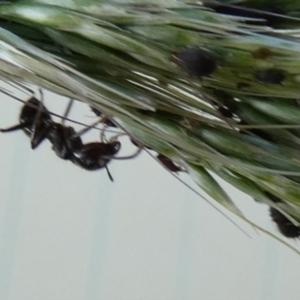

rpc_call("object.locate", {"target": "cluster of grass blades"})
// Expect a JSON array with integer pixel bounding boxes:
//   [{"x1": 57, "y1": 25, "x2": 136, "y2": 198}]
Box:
[{"x1": 1, "y1": 0, "x2": 300, "y2": 252}]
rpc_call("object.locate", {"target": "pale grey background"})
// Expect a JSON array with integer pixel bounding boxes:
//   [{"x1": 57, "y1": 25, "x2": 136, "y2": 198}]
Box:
[{"x1": 0, "y1": 87, "x2": 299, "y2": 300}]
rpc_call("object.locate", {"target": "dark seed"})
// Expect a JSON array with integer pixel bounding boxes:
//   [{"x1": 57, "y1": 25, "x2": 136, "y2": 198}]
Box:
[
  {"x1": 210, "y1": 5, "x2": 285, "y2": 27},
  {"x1": 212, "y1": 90, "x2": 238, "y2": 117},
  {"x1": 237, "y1": 82, "x2": 251, "y2": 89},
  {"x1": 218, "y1": 106, "x2": 233, "y2": 118},
  {"x1": 251, "y1": 47, "x2": 272, "y2": 59},
  {"x1": 265, "y1": 192, "x2": 281, "y2": 203},
  {"x1": 90, "y1": 107, "x2": 117, "y2": 128},
  {"x1": 174, "y1": 48, "x2": 217, "y2": 78},
  {"x1": 239, "y1": 121, "x2": 273, "y2": 141},
  {"x1": 130, "y1": 138, "x2": 152, "y2": 150},
  {"x1": 270, "y1": 207, "x2": 300, "y2": 238},
  {"x1": 90, "y1": 106, "x2": 102, "y2": 117},
  {"x1": 254, "y1": 69, "x2": 285, "y2": 84},
  {"x1": 157, "y1": 154, "x2": 182, "y2": 173},
  {"x1": 265, "y1": 192, "x2": 300, "y2": 238}
]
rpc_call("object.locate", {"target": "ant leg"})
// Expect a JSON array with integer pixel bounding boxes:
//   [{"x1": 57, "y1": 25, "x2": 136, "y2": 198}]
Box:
[
  {"x1": 61, "y1": 98, "x2": 73, "y2": 125},
  {"x1": 101, "y1": 142, "x2": 142, "y2": 160},
  {"x1": 70, "y1": 117, "x2": 113, "y2": 142},
  {"x1": 73, "y1": 119, "x2": 100, "y2": 138},
  {"x1": 110, "y1": 147, "x2": 143, "y2": 160},
  {"x1": 0, "y1": 122, "x2": 30, "y2": 132},
  {"x1": 105, "y1": 165, "x2": 114, "y2": 182},
  {"x1": 103, "y1": 134, "x2": 143, "y2": 160}
]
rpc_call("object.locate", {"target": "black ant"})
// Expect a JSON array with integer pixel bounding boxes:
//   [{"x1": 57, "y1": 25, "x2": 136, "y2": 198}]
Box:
[
  {"x1": 2, "y1": 92, "x2": 181, "y2": 179},
  {"x1": 0, "y1": 95, "x2": 129, "y2": 181}
]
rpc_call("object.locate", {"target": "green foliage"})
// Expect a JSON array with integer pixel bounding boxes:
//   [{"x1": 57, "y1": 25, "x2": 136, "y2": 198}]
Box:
[{"x1": 1, "y1": 0, "x2": 300, "y2": 244}]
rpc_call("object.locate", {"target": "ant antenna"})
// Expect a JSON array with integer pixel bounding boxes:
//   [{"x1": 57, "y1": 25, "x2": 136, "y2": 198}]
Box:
[{"x1": 73, "y1": 119, "x2": 101, "y2": 138}]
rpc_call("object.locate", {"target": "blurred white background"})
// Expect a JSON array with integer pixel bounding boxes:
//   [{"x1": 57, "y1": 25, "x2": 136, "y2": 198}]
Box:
[{"x1": 0, "y1": 86, "x2": 299, "y2": 300}]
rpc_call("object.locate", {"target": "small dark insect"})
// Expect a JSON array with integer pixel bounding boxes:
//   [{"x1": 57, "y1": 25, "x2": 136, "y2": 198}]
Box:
[
  {"x1": 254, "y1": 69, "x2": 285, "y2": 85},
  {"x1": 269, "y1": 207, "x2": 300, "y2": 238},
  {"x1": 218, "y1": 106, "x2": 234, "y2": 119},
  {"x1": 172, "y1": 48, "x2": 217, "y2": 78},
  {"x1": 0, "y1": 97, "x2": 123, "y2": 181},
  {"x1": 157, "y1": 154, "x2": 182, "y2": 173}
]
